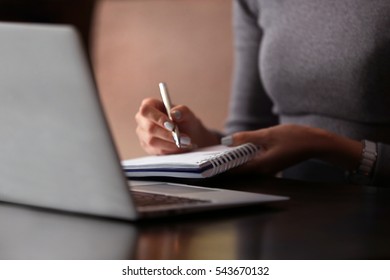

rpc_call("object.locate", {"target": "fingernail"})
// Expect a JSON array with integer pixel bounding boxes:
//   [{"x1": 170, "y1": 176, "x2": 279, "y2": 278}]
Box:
[
  {"x1": 221, "y1": 135, "x2": 233, "y2": 146},
  {"x1": 164, "y1": 121, "x2": 174, "y2": 131},
  {"x1": 172, "y1": 110, "x2": 182, "y2": 121},
  {"x1": 180, "y1": 136, "x2": 191, "y2": 146}
]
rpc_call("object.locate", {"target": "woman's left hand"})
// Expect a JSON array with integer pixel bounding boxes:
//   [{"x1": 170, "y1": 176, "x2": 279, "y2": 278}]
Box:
[{"x1": 225, "y1": 124, "x2": 362, "y2": 175}]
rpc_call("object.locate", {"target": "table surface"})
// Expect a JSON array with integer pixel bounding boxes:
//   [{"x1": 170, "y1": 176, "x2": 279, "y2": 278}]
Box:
[{"x1": 1, "y1": 175, "x2": 389, "y2": 260}]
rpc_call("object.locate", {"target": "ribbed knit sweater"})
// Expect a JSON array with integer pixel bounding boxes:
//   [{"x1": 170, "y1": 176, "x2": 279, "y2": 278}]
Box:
[{"x1": 226, "y1": 0, "x2": 390, "y2": 186}]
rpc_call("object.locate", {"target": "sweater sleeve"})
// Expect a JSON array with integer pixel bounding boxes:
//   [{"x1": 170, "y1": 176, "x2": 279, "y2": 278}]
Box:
[
  {"x1": 372, "y1": 143, "x2": 390, "y2": 187},
  {"x1": 225, "y1": 0, "x2": 278, "y2": 135}
]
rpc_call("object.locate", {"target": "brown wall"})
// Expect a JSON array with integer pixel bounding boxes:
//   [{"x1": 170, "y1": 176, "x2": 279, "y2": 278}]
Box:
[{"x1": 92, "y1": 0, "x2": 233, "y2": 159}]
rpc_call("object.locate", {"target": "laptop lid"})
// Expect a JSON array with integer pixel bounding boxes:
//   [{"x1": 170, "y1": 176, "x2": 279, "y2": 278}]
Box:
[{"x1": 0, "y1": 22, "x2": 138, "y2": 220}]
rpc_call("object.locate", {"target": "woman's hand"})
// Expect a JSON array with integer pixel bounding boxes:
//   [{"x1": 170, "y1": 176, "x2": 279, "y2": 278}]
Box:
[
  {"x1": 135, "y1": 98, "x2": 220, "y2": 155},
  {"x1": 225, "y1": 124, "x2": 362, "y2": 174}
]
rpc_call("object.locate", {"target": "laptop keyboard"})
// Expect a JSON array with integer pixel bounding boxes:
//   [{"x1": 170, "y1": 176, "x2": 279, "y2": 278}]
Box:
[{"x1": 131, "y1": 191, "x2": 210, "y2": 207}]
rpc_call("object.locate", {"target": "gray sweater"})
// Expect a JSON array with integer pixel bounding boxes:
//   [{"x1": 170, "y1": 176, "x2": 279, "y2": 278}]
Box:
[{"x1": 226, "y1": 0, "x2": 390, "y2": 186}]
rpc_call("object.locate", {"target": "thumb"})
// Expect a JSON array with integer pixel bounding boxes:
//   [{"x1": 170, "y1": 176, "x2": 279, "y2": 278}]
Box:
[
  {"x1": 221, "y1": 131, "x2": 256, "y2": 147},
  {"x1": 170, "y1": 105, "x2": 197, "y2": 125}
]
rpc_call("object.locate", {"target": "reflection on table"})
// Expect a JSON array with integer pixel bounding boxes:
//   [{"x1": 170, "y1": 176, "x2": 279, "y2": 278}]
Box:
[{"x1": 1, "y1": 175, "x2": 390, "y2": 259}]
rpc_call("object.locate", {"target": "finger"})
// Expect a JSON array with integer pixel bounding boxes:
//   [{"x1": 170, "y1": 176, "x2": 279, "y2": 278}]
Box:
[
  {"x1": 221, "y1": 131, "x2": 266, "y2": 147},
  {"x1": 136, "y1": 120, "x2": 177, "y2": 143},
  {"x1": 170, "y1": 105, "x2": 196, "y2": 124},
  {"x1": 136, "y1": 122, "x2": 179, "y2": 155},
  {"x1": 137, "y1": 98, "x2": 170, "y2": 127},
  {"x1": 139, "y1": 133, "x2": 195, "y2": 155},
  {"x1": 139, "y1": 135, "x2": 181, "y2": 155},
  {"x1": 140, "y1": 97, "x2": 166, "y2": 112},
  {"x1": 136, "y1": 122, "x2": 194, "y2": 150},
  {"x1": 136, "y1": 107, "x2": 184, "y2": 147}
]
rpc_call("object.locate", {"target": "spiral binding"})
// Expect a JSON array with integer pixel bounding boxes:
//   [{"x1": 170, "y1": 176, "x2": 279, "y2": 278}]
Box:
[{"x1": 200, "y1": 143, "x2": 259, "y2": 177}]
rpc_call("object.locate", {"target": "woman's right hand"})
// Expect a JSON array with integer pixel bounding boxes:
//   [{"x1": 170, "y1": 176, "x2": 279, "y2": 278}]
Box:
[{"x1": 135, "y1": 98, "x2": 220, "y2": 155}]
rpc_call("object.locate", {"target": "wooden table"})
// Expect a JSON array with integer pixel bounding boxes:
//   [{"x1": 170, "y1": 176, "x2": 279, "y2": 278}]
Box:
[{"x1": 1, "y1": 175, "x2": 389, "y2": 259}]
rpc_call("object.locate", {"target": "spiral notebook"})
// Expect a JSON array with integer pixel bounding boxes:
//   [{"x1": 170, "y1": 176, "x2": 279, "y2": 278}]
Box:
[{"x1": 122, "y1": 143, "x2": 259, "y2": 179}]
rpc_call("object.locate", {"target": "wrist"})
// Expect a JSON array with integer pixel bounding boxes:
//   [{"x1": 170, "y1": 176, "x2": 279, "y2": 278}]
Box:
[
  {"x1": 195, "y1": 126, "x2": 221, "y2": 148},
  {"x1": 311, "y1": 128, "x2": 362, "y2": 170}
]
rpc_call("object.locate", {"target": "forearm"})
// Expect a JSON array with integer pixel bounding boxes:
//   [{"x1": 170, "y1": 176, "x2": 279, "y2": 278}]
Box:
[{"x1": 310, "y1": 128, "x2": 362, "y2": 171}]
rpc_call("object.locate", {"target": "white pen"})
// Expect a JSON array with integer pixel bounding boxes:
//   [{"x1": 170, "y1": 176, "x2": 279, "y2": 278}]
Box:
[{"x1": 159, "y1": 82, "x2": 181, "y2": 148}]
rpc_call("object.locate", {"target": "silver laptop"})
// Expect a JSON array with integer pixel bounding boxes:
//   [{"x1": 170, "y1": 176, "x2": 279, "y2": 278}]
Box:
[{"x1": 0, "y1": 22, "x2": 287, "y2": 221}]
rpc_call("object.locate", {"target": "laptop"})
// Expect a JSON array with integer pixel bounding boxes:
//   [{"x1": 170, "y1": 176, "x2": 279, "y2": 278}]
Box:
[{"x1": 0, "y1": 22, "x2": 287, "y2": 221}]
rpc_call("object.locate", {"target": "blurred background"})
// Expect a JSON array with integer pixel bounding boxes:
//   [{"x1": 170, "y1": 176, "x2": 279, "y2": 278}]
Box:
[{"x1": 0, "y1": 0, "x2": 233, "y2": 159}]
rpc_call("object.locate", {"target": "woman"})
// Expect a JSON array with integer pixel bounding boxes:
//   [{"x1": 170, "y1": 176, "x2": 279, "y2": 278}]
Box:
[{"x1": 135, "y1": 0, "x2": 390, "y2": 186}]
